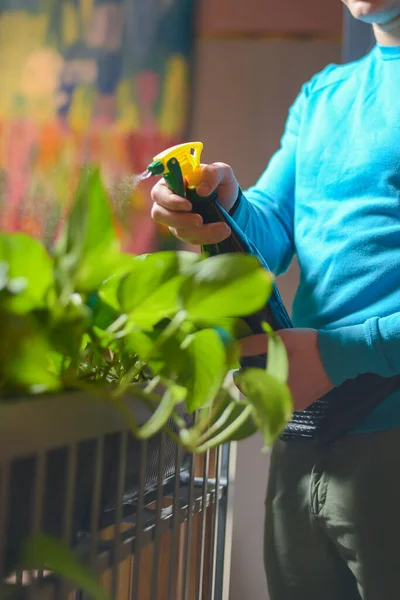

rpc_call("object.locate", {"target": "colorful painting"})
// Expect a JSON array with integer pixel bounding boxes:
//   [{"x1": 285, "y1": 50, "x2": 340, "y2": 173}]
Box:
[{"x1": 0, "y1": 0, "x2": 195, "y2": 251}]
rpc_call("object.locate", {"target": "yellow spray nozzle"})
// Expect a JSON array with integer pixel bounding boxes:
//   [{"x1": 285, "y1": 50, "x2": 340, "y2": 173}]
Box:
[{"x1": 149, "y1": 142, "x2": 204, "y2": 187}]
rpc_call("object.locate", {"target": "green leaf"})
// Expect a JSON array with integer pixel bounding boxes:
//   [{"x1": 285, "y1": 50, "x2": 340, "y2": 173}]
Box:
[
  {"x1": 22, "y1": 534, "x2": 111, "y2": 600},
  {"x1": 127, "y1": 326, "x2": 227, "y2": 413},
  {"x1": 54, "y1": 167, "x2": 121, "y2": 293},
  {"x1": 50, "y1": 308, "x2": 90, "y2": 359},
  {"x1": 126, "y1": 328, "x2": 155, "y2": 358},
  {"x1": 0, "y1": 311, "x2": 60, "y2": 394},
  {"x1": 0, "y1": 233, "x2": 54, "y2": 313},
  {"x1": 235, "y1": 368, "x2": 292, "y2": 448},
  {"x1": 180, "y1": 254, "x2": 273, "y2": 322},
  {"x1": 98, "y1": 276, "x2": 120, "y2": 311},
  {"x1": 90, "y1": 294, "x2": 120, "y2": 331},
  {"x1": 128, "y1": 276, "x2": 184, "y2": 328},
  {"x1": 262, "y1": 323, "x2": 289, "y2": 383},
  {"x1": 118, "y1": 251, "x2": 199, "y2": 328},
  {"x1": 211, "y1": 394, "x2": 258, "y2": 441},
  {"x1": 180, "y1": 329, "x2": 227, "y2": 412},
  {"x1": 98, "y1": 253, "x2": 138, "y2": 310}
]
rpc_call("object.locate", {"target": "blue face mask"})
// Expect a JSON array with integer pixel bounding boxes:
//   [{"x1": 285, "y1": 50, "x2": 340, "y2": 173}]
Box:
[{"x1": 357, "y1": 4, "x2": 400, "y2": 25}]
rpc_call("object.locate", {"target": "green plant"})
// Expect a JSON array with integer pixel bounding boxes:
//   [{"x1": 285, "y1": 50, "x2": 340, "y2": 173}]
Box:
[
  {"x1": 1, "y1": 167, "x2": 293, "y2": 598},
  {"x1": 0, "y1": 167, "x2": 292, "y2": 451}
]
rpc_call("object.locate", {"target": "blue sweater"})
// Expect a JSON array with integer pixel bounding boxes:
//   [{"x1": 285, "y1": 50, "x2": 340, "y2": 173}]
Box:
[{"x1": 233, "y1": 44, "x2": 400, "y2": 433}]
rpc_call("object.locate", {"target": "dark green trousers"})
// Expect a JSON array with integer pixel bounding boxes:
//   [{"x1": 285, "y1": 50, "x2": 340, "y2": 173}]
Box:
[{"x1": 265, "y1": 428, "x2": 400, "y2": 600}]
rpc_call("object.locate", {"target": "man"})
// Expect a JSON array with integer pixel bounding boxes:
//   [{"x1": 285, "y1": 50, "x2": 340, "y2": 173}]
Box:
[{"x1": 151, "y1": 1, "x2": 400, "y2": 598}]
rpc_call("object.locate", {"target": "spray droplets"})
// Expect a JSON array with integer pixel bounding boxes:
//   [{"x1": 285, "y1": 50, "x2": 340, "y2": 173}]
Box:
[
  {"x1": 112, "y1": 170, "x2": 151, "y2": 201},
  {"x1": 109, "y1": 170, "x2": 153, "y2": 218}
]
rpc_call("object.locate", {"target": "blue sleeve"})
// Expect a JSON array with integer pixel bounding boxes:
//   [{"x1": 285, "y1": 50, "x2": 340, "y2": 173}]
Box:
[
  {"x1": 319, "y1": 314, "x2": 400, "y2": 385},
  {"x1": 231, "y1": 87, "x2": 306, "y2": 276}
]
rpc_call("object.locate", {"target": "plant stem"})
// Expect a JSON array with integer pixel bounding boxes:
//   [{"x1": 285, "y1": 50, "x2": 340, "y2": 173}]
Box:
[
  {"x1": 162, "y1": 424, "x2": 181, "y2": 446},
  {"x1": 123, "y1": 384, "x2": 163, "y2": 407},
  {"x1": 136, "y1": 388, "x2": 177, "y2": 439},
  {"x1": 106, "y1": 313, "x2": 128, "y2": 334},
  {"x1": 193, "y1": 402, "x2": 236, "y2": 446},
  {"x1": 144, "y1": 375, "x2": 161, "y2": 394},
  {"x1": 184, "y1": 392, "x2": 226, "y2": 442},
  {"x1": 172, "y1": 411, "x2": 188, "y2": 430},
  {"x1": 133, "y1": 391, "x2": 182, "y2": 445},
  {"x1": 190, "y1": 405, "x2": 253, "y2": 453}
]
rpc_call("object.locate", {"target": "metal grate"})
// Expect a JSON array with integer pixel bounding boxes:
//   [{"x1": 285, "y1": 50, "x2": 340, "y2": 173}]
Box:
[{"x1": 0, "y1": 393, "x2": 235, "y2": 599}]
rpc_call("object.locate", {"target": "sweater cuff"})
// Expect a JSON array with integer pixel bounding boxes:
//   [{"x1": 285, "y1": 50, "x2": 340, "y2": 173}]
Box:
[
  {"x1": 229, "y1": 187, "x2": 244, "y2": 217},
  {"x1": 229, "y1": 187, "x2": 249, "y2": 229},
  {"x1": 318, "y1": 322, "x2": 378, "y2": 386}
]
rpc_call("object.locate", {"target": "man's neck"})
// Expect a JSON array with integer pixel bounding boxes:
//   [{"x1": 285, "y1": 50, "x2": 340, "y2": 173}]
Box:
[{"x1": 373, "y1": 14, "x2": 400, "y2": 46}]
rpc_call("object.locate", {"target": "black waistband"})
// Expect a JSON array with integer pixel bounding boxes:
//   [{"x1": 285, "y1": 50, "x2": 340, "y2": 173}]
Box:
[{"x1": 281, "y1": 372, "x2": 400, "y2": 445}]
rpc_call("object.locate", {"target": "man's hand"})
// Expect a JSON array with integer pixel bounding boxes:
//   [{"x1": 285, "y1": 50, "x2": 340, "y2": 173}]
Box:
[
  {"x1": 239, "y1": 328, "x2": 334, "y2": 411},
  {"x1": 151, "y1": 162, "x2": 239, "y2": 245}
]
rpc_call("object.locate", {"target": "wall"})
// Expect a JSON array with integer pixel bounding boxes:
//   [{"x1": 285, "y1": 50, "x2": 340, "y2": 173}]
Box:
[
  {"x1": 190, "y1": 3, "x2": 343, "y2": 599},
  {"x1": 197, "y1": 0, "x2": 342, "y2": 34}
]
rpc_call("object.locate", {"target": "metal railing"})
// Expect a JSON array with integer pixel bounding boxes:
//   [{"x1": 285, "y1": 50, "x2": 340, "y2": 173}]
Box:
[{"x1": 0, "y1": 392, "x2": 235, "y2": 600}]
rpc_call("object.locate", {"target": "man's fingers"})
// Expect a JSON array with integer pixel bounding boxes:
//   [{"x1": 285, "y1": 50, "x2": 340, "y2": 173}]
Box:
[
  {"x1": 151, "y1": 179, "x2": 192, "y2": 212},
  {"x1": 170, "y1": 222, "x2": 231, "y2": 245},
  {"x1": 239, "y1": 334, "x2": 269, "y2": 357},
  {"x1": 196, "y1": 162, "x2": 236, "y2": 198},
  {"x1": 151, "y1": 202, "x2": 203, "y2": 228}
]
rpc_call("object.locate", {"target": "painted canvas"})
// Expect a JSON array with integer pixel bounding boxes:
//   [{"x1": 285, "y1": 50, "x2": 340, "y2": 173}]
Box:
[{"x1": 0, "y1": 0, "x2": 195, "y2": 251}]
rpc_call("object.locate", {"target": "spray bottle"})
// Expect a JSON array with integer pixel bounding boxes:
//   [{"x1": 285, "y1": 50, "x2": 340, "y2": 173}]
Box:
[
  {"x1": 145, "y1": 142, "x2": 293, "y2": 367},
  {"x1": 146, "y1": 142, "x2": 248, "y2": 255}
]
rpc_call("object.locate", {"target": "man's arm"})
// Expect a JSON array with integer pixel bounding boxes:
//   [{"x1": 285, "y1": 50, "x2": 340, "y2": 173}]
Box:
[{"x1": 319, "y1": 314, "x2": 400, "y2": 385}]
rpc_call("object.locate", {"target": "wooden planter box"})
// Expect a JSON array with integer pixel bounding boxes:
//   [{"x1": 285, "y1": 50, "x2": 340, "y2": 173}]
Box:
[{"x1": 0, "y1": 390, "x2": 192, "y2": 579}]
